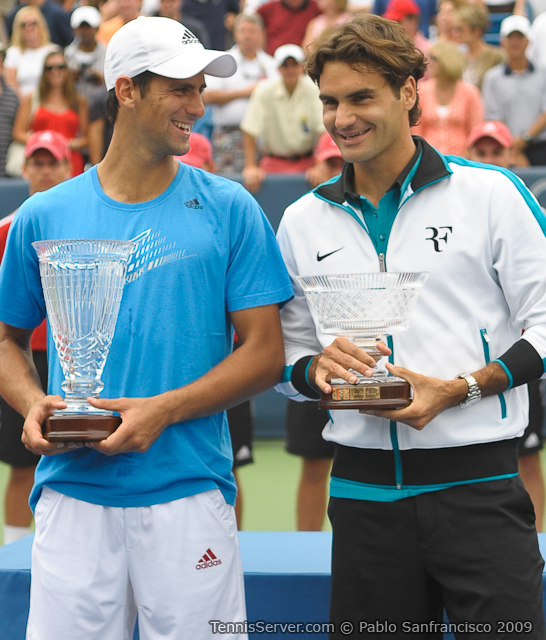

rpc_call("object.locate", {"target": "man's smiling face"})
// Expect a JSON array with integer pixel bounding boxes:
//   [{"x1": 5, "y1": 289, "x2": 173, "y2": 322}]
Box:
[{"x1": 319, "y1": 60, "x2": 415, "y2": 170}]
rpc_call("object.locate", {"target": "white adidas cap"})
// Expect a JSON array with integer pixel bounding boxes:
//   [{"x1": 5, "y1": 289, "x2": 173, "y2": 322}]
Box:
[{"x1": 104, "y1": 16, "x2": 237, "y2": 91}]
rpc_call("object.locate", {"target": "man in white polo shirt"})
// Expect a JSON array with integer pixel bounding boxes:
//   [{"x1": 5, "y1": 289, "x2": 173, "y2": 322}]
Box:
[{"x1": 241, "y1": 43, "x2": 324, "y2": 192}]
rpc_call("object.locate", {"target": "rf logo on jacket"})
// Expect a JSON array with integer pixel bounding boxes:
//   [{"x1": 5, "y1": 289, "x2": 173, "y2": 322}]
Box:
[{"x1": 426, "y1": 226, "x2": 453, "y2": 252}]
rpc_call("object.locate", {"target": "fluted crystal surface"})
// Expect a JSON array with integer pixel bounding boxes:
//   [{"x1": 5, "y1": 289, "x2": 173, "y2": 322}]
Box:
[
  {"x1": 32, "y1": 239, "x2": 134, "y2": 414},
  {"x1": 297, "y1": 272, "x2": 428, "y2": 337}
]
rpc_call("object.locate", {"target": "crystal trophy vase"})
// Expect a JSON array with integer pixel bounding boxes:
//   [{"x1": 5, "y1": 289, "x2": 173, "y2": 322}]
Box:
[
  {"x1": 297, "y1": 272, "x2": 428, "y2": 410},
  {"x1": 32, "y1": 239, "x2": 134, "y2": 441}
]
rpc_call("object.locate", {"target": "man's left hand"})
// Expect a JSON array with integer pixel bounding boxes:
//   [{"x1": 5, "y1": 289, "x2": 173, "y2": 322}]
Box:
[
  {"x1": 362, "y1": 363, "x2": 467, "y2": 430},
  {"x1": 85, "y1": 395, "x2": 172, "y2": 455}
]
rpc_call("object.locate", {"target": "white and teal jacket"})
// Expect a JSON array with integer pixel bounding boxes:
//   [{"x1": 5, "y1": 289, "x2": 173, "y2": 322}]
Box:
[{"x1": 275, "y1": 137, "x2": 546, "y2": 499}]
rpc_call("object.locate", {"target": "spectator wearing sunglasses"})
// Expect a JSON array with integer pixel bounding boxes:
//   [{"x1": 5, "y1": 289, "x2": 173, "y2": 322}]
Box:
[
  {"x1": 4, "y1": 0, "x2": 73, "y2": 49},
  {"x1": 3, "y1": 5, "x2": 57, "y2": 97},
  {"x1": 12, "y1": 49, "x2": 88, "y2": 175}
]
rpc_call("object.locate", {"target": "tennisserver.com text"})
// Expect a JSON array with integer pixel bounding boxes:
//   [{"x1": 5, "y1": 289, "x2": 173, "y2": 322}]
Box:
[{"x1": 209, "y1": 621, "x2": 334, "y2": 635}]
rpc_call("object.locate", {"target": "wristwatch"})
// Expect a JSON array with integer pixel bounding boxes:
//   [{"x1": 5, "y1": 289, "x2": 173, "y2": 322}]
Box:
[
  {"x1": 521, "y1": 131, "x2": 533, "y2": 144},
  {"x1": 457, "y1": 372, "x2": 481, "y2": 408}
]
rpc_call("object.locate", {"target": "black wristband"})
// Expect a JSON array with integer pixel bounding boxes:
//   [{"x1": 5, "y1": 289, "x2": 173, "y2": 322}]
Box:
[
  {"x1": 495, "y1": 338, "x2": 544, "y2": 389},
  {"x1": 292, "y1": 355, "x2": 321, "y2": 400}
]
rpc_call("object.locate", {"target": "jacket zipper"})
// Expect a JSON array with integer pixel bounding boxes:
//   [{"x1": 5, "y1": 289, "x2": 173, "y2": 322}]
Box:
[
  {"x1": 380, "y1": 255, "x2": 403, "y2": 488},
  {"x1": 480, "y1": 328, "x2": 507, "y2": 419},
  {"x1": 386, "y1": 334, "x2": 403, "y2": 488}
]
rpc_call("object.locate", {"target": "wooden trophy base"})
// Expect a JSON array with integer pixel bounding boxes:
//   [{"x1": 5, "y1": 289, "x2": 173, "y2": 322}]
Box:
[
  {"x1": 43, "y1": 414, "x2": 121, "y2": 442},
  {"x1": 319, "y1": 378, "x2": 411, "y2": 411}
]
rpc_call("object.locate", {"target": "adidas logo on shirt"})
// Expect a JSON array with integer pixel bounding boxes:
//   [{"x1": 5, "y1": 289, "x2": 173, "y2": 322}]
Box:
[
  {"x1": 185, "y1": 198, "x2": 203, "y2": 209},
  {"x1": 195, "y1": 548, "x2": 222, "y2": 570}
]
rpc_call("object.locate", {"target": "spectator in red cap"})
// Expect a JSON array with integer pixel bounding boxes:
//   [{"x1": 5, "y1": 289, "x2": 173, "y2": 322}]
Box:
[
  {"x1": 467, "y1": 119, "x2": 545, "y2": 532},
  {"x1": 174, "y1": 131, "x2": 215, "y2": 172},
  {"x1": 306, "y1": 130, "x2": 343, "y2": 187},
  {"x1": 466, "y1": 120, "x2": 514, "y2": 166},
  {"x1": 0, "y1": 129, "x2": 70, "y2": 547},
  {"x1": 384, "y1": 0, "x2": 430, "y2": 54},
  {"x1": 372, "y1": 0, "x2": 436, "y2": 37}
]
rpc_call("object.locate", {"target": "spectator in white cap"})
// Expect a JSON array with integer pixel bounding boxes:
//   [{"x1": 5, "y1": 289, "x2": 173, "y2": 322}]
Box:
[
  {"x1": 0, "y1": 15, "x2": 292, "y2": 640},
  {"x1": 482, "y1": 14, "x2": 546, "y2": 166},
  {"x1": 241, "y1": 43, "x2": 325, "y2": 192},
  {"x1": 64, "y1": 5, "x2": 107, "y2": 104}
]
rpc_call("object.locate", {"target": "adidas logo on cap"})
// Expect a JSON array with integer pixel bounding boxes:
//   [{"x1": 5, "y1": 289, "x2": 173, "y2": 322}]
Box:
[{"x1": 181, "y1": 27, "x2": 200, "y2": 46}]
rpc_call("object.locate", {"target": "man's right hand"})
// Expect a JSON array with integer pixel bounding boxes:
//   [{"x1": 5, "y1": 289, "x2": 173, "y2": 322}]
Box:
[
  {"x1": 21, "y1": 395, "x2": 77, "y2": 456},
  {"x1": 308, "y1": 337, "x2": 391, "y2": 394}
]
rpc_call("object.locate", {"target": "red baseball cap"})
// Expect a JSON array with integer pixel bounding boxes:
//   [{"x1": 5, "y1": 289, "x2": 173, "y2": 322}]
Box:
[
  {"x1": 315, "y1": 133, "x2": 342, "y2": 163},
  {"x1": 466, "y1": 121, "x2": 514, "y2": 149},
  {"x1": 175, "y1": 132, "x2": 213, "y2": 169},
  {"x1": 384, "y1": 0, "x2": 420, "y2": 21},
  {"x1": 24, "y1": 130, "x2": 71, "y2": 161}
]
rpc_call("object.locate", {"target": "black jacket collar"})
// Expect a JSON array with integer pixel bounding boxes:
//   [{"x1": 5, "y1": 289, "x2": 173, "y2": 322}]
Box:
[{"x1": 315, "y1": 136, "x2": 451, "y2": 205}]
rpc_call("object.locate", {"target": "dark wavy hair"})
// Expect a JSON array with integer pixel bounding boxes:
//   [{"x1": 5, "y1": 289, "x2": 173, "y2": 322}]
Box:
[{"x1": 306, "y1": 14, "x2": 427, "y2": 127}]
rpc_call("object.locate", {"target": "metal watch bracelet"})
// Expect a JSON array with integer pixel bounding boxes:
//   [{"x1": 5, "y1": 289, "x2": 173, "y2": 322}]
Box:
[{"x1": 457, "y1": 372, "x2": 481, "y2": 408}]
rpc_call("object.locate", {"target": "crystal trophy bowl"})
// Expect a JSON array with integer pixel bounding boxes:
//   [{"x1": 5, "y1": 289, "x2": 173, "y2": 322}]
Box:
[
  {"x1": 297, "y1": 272, "x2": 428, "y2": 410},
  {"x1": 32, "y1": 239, "x2": 134, "y2": 441}
]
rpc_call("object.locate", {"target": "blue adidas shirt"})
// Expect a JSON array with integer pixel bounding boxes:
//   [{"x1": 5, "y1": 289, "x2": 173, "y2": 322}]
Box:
[{"x1": 0, "y1": 162, "x2": 293, "y2": 511}]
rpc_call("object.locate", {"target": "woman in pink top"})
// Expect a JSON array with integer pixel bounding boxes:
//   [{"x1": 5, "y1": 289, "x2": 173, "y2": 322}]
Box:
[
  {"x1": 301, "y1": 0, "x2": 352, "y2": 53},
  {"x1": 413, "y1": 40, "x2": 484, "y2": 157}
]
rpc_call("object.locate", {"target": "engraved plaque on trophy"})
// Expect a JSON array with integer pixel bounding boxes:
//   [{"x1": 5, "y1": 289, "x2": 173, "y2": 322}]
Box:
[
  {"x1": 32, "y1": 239, "x2": 134, "y2": 442},
  {"x1": 297, "y1": 272, "x2": 428, "y2": 410}
]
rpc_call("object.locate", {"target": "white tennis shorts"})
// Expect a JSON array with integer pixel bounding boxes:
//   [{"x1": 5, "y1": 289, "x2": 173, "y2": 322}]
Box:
[{"x1": 26, "y1": 487, "x2": 247, "y2": 640}]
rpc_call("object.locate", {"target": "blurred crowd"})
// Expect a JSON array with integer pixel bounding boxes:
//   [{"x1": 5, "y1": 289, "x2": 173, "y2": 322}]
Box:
[{"x1": 0, "y1": 0, "x2": 544, "y2": 187}]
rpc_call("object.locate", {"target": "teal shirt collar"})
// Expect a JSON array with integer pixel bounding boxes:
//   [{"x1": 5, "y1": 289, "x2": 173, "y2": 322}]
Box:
[{"x1": 343, "y1": 142, "x2": 423, "y2": 256}]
